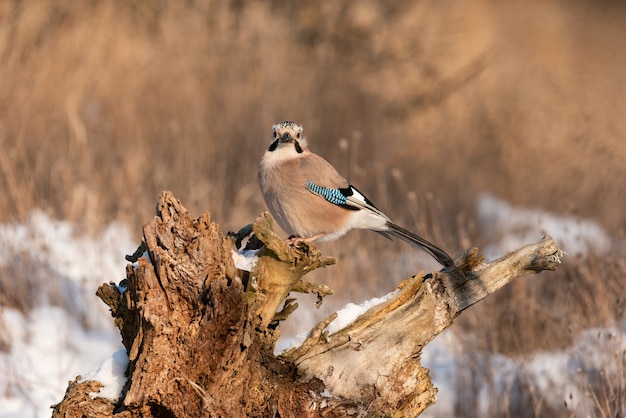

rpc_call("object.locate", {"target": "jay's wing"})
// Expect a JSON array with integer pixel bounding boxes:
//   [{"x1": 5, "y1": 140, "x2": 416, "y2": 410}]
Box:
[{"x1": 300, "y1": 152, "x2": 388, "y2": 216}]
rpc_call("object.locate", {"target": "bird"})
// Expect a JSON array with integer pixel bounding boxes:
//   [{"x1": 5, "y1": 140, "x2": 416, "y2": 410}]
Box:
[{"x1": 258, "y1": 120, "x2": 454, "y2": 267}]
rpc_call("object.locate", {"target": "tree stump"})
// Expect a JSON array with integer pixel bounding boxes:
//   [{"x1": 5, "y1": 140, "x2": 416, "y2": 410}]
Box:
[{"x1": 52, "y1": 191, "x2": 564, "y2": 417}]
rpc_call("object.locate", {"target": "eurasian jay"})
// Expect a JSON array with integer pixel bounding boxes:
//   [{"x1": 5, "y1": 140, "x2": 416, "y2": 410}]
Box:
[{"x1": 258, "y1": 121, "x2": 454, "y2": 267}]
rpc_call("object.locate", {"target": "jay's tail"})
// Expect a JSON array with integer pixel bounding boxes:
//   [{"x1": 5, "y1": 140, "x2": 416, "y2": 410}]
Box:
[{"x1": 384, "y1": 222, "x2": 454, "y2": 267}]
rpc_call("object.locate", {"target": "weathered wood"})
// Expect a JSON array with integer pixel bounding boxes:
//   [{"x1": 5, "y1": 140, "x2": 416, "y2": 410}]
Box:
[
  {"x1": 284, "y1": 236, "x2": 563, "y2": 416},
  {"x1": 251, "y1": 211, "x2": 336, "y2": 327},
  {"x1": 52, "y1": 191, "x2": 564, "y2": 417}
]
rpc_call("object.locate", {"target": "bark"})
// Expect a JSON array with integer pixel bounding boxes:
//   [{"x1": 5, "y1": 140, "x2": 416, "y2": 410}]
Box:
[{"x1": 52, "y1": 191, "x2": 564, "y2": 417}]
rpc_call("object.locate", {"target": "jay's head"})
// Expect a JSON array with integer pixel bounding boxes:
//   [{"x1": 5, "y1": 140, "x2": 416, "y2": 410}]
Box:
[{"x1": 269, "y1": 121, "x2": 307, "y2": 153}]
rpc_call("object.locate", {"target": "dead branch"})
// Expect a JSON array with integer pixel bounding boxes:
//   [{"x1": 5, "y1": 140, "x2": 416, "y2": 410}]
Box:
[{"x1": 283, "y1": 236, "x2": 563, "y2": 416}]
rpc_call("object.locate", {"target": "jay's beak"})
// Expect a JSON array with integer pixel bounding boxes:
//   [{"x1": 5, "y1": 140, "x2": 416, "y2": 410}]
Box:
[{"x1": 280, "y1": 133, "x2": 293, "y2": 143}]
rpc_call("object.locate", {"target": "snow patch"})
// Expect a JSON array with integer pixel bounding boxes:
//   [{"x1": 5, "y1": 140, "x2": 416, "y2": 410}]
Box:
[
  {"x1": 276, "y1": 290, "x2": 399, "y2": 354},
  {"x1": 81, "y1": 349, "x2": 129, "y2": 401},
  {"x1": 477, "y1": 193, "x2": 613, "y2": 258},
  {"x1": 0, "y1": 307, "x2": 122, "y2": 418},
  {"x1": 0, "y1": 210, "x2": 136, "y2": 286},
  {"x1": 231, "y1": 248, "x2": 260, "y2": 272},
  {"x1": 0, "y1": 211, "x2": 132, "y2": 418},
  {"x1": 421, "y1": 326, "x2": 626, "y2": 417},
  {"x1": 326, "y1": 290, "x2": 398, "y2": 335}
]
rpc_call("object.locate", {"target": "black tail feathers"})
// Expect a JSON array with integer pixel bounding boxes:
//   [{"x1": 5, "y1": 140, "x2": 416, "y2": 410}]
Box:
[{"x1": 384, "y1": 222, "x2": 454, "y2": 268}]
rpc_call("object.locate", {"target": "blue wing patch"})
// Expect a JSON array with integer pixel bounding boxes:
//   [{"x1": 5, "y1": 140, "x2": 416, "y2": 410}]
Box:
[
  {"x1": 306, "y1": 181, "x2": 360, "y2": 210},
  {"x1": 306, "y1": 181, "x2": 347, "y2": 205}
]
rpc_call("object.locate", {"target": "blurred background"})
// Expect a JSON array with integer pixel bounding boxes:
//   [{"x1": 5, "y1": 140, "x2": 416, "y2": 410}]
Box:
[{"x1": 0, "y1": 1, "x2": 625, "y2": 417}]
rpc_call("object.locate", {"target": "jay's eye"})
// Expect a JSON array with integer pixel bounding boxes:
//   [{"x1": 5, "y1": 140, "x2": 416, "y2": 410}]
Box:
[{"x1": 296, "y1": 132, "x2": 301, "y2": 139}]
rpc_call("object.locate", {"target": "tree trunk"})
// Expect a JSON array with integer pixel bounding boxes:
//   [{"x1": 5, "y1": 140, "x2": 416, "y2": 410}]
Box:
[{"x1": 53, "y1": 191, "x2": 564, "y2": 417}]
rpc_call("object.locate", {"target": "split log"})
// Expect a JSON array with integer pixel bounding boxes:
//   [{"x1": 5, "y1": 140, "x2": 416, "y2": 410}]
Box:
[{"x1": 52, "y1": 191, "x2": 564, "y2": 417}]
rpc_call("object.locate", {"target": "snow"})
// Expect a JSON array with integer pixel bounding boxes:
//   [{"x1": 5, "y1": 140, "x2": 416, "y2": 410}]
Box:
[
  {"x1": 0, "y1": 209, "x2": 136, "y2": 328},
  {"x1": 0, "y1": 307, "x2": 122, "y2": 418},
  {"x1": 231, "y1": 248, "x2": 260, "y2": 272},
  {"x1": 325, "y1": 290, "x2": 398, "y2": 335},
  {"x1": 477, "y1": 193, "x2": 613, "y2": 259},
  {"x1": 0, "y1": 210, "x2": 134, "y2": 286},
  {"x1": 274, "y1": 290, "x2": 399, "y2": 354},
  {"x1": 319, "y1": 389, "x2": 337, "y2": 398},
  {"x1": 421, "y1": 326, "x2": 626, "y2": 417},
  {"x1": 0, "y1": 211, "x2": 133, "y2": 418},
  {"x1": 275, "y1": 329, "x2": 307, "y2": 354},
  {"x1": 420, "y1": 329, "x2": 458, "y2": 417},
  {"x1": 80, "y1": 349, "x2": 129, "y2": 401}
]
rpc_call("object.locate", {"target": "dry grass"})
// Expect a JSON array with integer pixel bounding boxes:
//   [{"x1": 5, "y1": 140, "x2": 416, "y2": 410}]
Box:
[
  {"x1": 1, "y1": 0, "x2": 625, "y2": 233},
  {"x1": 1, "y1": 0, "x2": 625, "y2": 415},
  {"x1": 456, "y1": 254, "x2": 626, "y2": 355}
]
